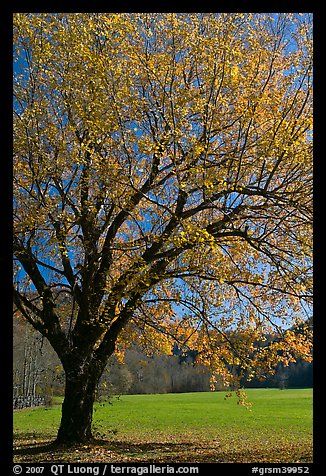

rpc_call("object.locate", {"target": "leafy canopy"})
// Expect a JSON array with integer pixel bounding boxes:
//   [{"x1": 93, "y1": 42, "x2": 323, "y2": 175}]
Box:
[{"x1": 13, "y1": 13, "x2": 313, "y2": 388}]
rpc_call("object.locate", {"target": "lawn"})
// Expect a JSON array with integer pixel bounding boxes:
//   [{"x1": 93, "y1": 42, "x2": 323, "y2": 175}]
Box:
[{"x1": 13, "y1": 388, "x2": 313, "y2": 463}]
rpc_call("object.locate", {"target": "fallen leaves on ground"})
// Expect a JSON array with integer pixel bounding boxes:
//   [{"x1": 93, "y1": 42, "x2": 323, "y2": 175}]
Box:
[{"x1": 13, "y1": 435, "x2": 312, "y2": 464}]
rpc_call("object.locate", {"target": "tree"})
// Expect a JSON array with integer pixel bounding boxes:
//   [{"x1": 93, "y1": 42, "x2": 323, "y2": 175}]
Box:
[
  {"x1": 13, "y1": 315, "x2": 64, "y2": 400},
  {"x1": 13, "y1": 13, "x2": 313, "y2": 444}
]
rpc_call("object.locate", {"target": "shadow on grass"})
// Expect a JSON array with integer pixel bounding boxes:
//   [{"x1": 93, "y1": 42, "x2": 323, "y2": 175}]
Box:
[
  {"x1": 14, "y1": 441, "x2": 59, "y2": 456},
  {"x1": 13, "y1": 437, "x2": 199, "y2": 462},
  {"x1": 13, "y1": 436, "x2": 313, "y2": 463}
]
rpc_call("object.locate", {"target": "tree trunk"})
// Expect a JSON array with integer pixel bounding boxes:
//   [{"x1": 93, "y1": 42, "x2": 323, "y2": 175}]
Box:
[{"x1": 55, "y1": 363, "x2": 103, "y2": 445}]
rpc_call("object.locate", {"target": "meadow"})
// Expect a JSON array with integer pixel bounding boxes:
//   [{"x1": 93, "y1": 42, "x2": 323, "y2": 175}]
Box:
[{"x1": 13, "y1": 388, "x2": 313, "y2": 463}]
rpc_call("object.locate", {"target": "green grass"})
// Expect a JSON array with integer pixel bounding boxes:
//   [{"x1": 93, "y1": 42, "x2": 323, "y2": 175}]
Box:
[{"x1": 13, "y1": 388, "x2": 313, "y2": 463}]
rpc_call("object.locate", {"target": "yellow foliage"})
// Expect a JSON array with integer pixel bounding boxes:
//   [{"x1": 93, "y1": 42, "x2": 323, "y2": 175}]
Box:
[{"x1": 13, "y1": 13, "x2": 312, "y2": 389}]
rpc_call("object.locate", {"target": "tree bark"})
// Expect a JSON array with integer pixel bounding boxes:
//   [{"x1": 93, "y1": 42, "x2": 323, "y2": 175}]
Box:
[
  {"x1": 54, "y1": 306, "x2": 129, "y2": 445},
  {"x1": 55, "y1": 360, "x2": 104, "y2": 445}
]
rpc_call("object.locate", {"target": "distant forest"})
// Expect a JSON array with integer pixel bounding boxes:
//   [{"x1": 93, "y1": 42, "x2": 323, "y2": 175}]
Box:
[{"x1": 14, "y1": 316, "x2": 312, "y2": 400}]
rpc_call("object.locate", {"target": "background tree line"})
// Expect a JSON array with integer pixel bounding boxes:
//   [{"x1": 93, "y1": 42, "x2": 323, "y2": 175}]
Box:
[{"x1": 14, "y1": 317, "x2": 312, "y2": 402}]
